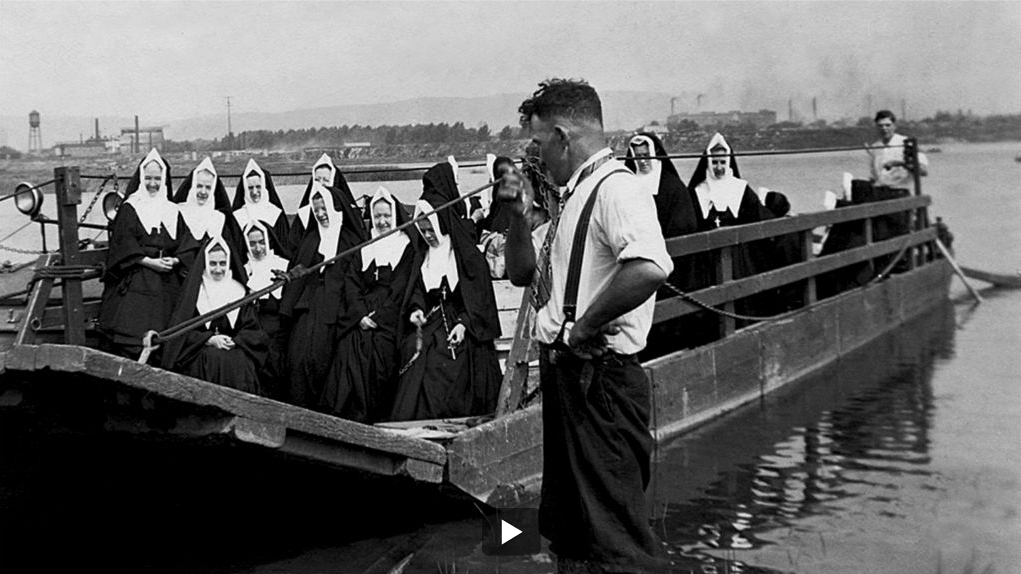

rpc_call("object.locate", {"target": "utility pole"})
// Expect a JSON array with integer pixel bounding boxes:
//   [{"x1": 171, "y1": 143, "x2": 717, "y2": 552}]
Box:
[{"x1": 225, "y1": 96, "x2": 233, "y2": 150}]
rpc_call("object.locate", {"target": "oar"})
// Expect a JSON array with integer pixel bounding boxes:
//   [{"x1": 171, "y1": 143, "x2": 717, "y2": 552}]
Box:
[
  {"x1": 959, "y1": 266, "x2": 1021, "y2": 289},
  {"x1": 935, "y1": 238, "x2": 983, "y2": 303}
]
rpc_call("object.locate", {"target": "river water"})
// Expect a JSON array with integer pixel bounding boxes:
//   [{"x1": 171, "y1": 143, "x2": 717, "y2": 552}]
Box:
[{"x1": 0, "y1": 142, "x2": 1018, "y2": 573}]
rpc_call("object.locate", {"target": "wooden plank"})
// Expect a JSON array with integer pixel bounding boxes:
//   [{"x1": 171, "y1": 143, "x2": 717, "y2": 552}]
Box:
[
  {"x1": 801, "y1": 229, "x2": 817, "y2": 305},
  {"x1": 760, "y1": 306, "x2": 838, "y2": 393},
  {"x1": 495, "y1": 286, "x2": 536, "y2": 417},
  {"x1": 646, "y1": 346, "x2": 715, "y2": 426},
  {"x1": 54, "y1": 167, "x2": 86, "y2": 345},
  {"x1": 716, "y1": 246, "x2": 735, "y2": 336},
  {"x1": 664, "y1": 195, "x2": 931, "y2": 258},
  {"x1": 39, "y1": 300, "x2": 100, "y2": 330},
  {"x1": 14, "y1": 253, "x2": 59, "y2": 345},
  {"x1": 447, "y1": 405, "x2": 544, "y2": 504},
  {"x1": 5, "y1": 344, "x2": 447, "y2": 465},
  {"x1": 492, "y1": 280, "x2": 525, "y2": 309},
  {"x1": 713, "y1": 330, "x2": 762, "y2": 406},
  {"x1": 654, "y1": 228, "x2": 937, "y2": 324}
]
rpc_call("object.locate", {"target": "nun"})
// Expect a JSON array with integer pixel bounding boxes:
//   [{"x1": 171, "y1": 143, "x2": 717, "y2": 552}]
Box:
[
  {"x1": 624, "y1": 133, "x2": 710, "y2": 352},
  {"x1": 232, "y1": 159, "x2": 291, "y2": 258},
  {"x1": 390, "y1": 163, "x2": 502, "y2": 421},
  {"x1": 319, "y1": 186, "x2": 416, "y2": 422},
  {"x1": 625, "y1": 133, "x2": 699, "y2": 239},
  {"x1": 97, "y1": 148, "x2": 199, "y2": 359},
  {"x1": 279, "y1": 183, "x2": 364, "y2": 408},
  {"x1": 175, "y1": 157, "x2": 245, "y2": 264},
  {"x1": 242, "y1": 220, "x2": 291, "y2": 399},
  {"x1": 688, "y1": 133, "x2": 799, "y2": 324},
  {"x1": 161, "y1": 236, "x2": 267, "y2": 395},
  {"x1": 289, "y1": 153, "x2": 365, "y2": 255}
]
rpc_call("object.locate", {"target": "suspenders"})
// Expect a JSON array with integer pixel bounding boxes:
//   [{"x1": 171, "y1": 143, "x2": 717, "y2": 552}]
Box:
[{"x1": 561, "y1": 168, "x2": 631, "y2": 323}]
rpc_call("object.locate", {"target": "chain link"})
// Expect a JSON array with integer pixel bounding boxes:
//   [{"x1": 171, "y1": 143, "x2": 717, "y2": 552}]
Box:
[
  {"x1": 80, "y1": 174, "x2": 115, "y2": 223},
  {"x1": 0, "y1": 243, "x2": 49, "y2": 256}
]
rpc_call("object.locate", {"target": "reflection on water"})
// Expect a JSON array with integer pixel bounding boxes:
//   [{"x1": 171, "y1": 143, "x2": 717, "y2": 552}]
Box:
[{"x1": 651, "y1": 301, "x2": 955, "y2": 573}]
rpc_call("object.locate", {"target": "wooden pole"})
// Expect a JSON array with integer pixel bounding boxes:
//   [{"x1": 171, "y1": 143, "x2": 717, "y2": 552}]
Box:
[
  {"x1": 54, "y1": 166, "x2": 86, "y2": 344},
  {"x1": 936, "y1": 238, "x2": 983, "y2": 303}
]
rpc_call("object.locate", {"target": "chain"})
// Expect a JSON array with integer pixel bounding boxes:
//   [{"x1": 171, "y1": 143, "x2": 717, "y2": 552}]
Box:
[
  {"x1": 0, "y1": 244, "x2": 49, "y2": 256},
  {"x1": 80, "y1": 174, "x2": 114, "y2": 223}
]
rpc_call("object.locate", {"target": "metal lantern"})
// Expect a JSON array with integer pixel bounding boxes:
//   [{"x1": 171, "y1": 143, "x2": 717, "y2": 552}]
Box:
[{"x1": 14, "y1": 182, "x2": 44, "y2": 218}]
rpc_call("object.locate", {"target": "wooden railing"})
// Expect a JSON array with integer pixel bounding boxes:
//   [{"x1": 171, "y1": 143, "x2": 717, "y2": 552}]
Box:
[{"x1": 494, "y1": 194, "x2": 936, "y2": 416}]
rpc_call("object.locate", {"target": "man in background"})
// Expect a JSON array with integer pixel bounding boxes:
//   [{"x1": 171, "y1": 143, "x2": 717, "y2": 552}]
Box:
[{"x1": 869, "y1": 109, "x2": 928, "y2": 189}]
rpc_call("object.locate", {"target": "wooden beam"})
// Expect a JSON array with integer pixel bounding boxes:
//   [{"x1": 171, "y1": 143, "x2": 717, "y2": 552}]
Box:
[
  {"x1": 54, "y1": 166, "x2": 85, "y2": 345},
  {"x1": 14, "y1": 253, "x2": 60, "y2": 345},
  {"x1": 4, "y1": 344, "x2": 448, "y2": 465},
  {"x1": 664, "y1": 196, "x2": 931, "y2": 258},
  {"x1": 495, "y1": 285, "x2": 536, "y2": 417},
  {"x1": 801, "y1": 229, "x2": 817, "y2": 305}
]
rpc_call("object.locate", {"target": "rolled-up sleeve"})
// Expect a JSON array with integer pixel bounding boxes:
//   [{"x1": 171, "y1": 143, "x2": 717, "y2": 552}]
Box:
[{"x1": 595, "y1": 174, "x2": 674, "y2": 276}]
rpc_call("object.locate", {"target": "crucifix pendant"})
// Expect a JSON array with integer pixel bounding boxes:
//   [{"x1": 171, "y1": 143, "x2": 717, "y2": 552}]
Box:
[{"x1": 714, "y1": 216, "x2": 722, "y2": 228}]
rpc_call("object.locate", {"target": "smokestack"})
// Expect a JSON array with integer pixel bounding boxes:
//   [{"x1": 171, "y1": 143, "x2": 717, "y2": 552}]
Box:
[
  {"x1": 788, "y1": 98, "x2": 793, "y2": 122},
  {"x1": 812, "y1": 97, "x2": 817, "y2": 121},
  {"x1": 94, "y1": 118, "x2": 99, "y2": 140},
  {"x1": 901, "y1": 99, "x2": 906, "y2": 121},
  {"x1": 134, "y1": 115, "x2": 140, "y2": 153}
]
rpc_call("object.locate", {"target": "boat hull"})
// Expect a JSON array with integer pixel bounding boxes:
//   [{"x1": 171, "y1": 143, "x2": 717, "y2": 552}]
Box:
[
  {"x1": 0, "y1": 260, "x2": 953, "y2": 508},
  {"x1": 446, "y1": 258, "x2": 953, "y2": 506}
]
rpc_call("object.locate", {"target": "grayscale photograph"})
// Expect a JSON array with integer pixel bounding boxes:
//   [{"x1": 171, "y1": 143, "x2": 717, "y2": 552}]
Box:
[{"x1": 1, "y1": 1, "x2": 1018, "y2": 573}]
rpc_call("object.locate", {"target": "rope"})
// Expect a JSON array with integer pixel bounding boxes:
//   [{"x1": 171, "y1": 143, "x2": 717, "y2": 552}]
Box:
[{"x1": 141, "y1": 178, "x2": 499, "y2": 358}]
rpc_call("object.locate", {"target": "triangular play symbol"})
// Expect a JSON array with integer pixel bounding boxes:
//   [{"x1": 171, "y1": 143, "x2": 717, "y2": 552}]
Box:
[{"x1": 500, "y1": 519, "x2": 522, "y2": 544}]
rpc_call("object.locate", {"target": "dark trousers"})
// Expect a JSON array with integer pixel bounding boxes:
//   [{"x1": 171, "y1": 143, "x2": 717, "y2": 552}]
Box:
[{"x1": 539, "y1": 347, "x2": 667, "y2": 573}]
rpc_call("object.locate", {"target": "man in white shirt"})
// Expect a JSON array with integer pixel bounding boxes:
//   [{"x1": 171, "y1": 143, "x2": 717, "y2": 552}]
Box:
[
  {"x1": 869, "y1": 109, "x2": 928, "y2": 189},
  {"x1": 500, "y1": 79, "x2": 672, "y2": 573}
]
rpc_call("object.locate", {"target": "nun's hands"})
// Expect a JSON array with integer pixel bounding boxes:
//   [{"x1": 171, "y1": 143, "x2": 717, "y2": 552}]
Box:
[
  {"x1": 409, "y1": 309, "x2": 426, "y2": 327},
  {"x1": 447, "y1": 323, "x2": 466, "y2": 347},
  {"x1": 359, "y1": 314, "x2": 378, "y2": 330},
  {"x1": 207, "y1": 334, "x2": 235, "y2": 350},
  {"x1": 495, "y1": 170, "x2": 534, "y2": 217},
  {"x1": 141, "y1": 257, "x2": 174, "y2": 273}
]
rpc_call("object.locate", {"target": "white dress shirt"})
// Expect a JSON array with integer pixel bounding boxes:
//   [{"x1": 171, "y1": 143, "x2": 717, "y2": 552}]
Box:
[
  {"x1": 870, "y1": 133, "x2": 929, "y2": 188},
  {"x1": 532, "y1": 148, "x2": 673, "y2": 354}
]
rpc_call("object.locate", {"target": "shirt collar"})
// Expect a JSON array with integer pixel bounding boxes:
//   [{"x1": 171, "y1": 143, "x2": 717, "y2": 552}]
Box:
[{"x1": 565, "y1": 147, "x2": 614, "y2": 192}]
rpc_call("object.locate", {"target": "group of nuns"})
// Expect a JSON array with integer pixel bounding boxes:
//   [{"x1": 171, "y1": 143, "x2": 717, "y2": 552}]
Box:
[
  {"x1": 624, "y1": 131, "x2": 801, "y2": 353},
  {"x1": 97, "y1": 148, "x2": 502, "y2": 423}
]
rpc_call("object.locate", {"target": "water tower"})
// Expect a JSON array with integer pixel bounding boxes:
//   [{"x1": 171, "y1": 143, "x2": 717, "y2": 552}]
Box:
[{"x1": 28, "y1": 110, "x2": 42, "y2": 154}]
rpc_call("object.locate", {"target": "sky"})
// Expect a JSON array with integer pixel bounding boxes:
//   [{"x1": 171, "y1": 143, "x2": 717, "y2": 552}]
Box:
[{"x1": 1, "y1": 0, "x2": 1020, "y2": 125}]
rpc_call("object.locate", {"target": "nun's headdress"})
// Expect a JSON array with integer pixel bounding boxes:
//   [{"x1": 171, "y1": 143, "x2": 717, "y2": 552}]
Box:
[
  {"x1": 123, "y1": 148, "x2": 180, "y2": 237},
  {"x1": 232, "y1": 158, "x2": 284, "y2": 230},
  {"x1": 688, "y1": 133, "x2": 749, "y2": 219},
  {"x1": 362, "y1": 186, "x2": 411, "y2": 271},
  {"x1": 175, "y1": 157, "x2": 230, "y2": 241}
]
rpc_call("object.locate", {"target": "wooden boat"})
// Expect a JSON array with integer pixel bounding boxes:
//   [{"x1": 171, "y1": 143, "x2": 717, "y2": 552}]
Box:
[{"x1": 0, "y1": 164, "x2": 952, "y2": 509}]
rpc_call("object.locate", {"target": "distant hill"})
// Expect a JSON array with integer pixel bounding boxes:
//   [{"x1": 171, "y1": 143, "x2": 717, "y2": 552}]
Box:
[{"x1": 0, "y1": 91, "x2": 682, "y2": 151}]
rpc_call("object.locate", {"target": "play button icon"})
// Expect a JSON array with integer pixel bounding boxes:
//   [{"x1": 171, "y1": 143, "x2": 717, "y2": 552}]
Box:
[
  {"x1": 501, "y1": 519, "x2": 522, "y2": 544},
  {"x1": 482, "y1": 508, "x2": 540, "y2": 556}
]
